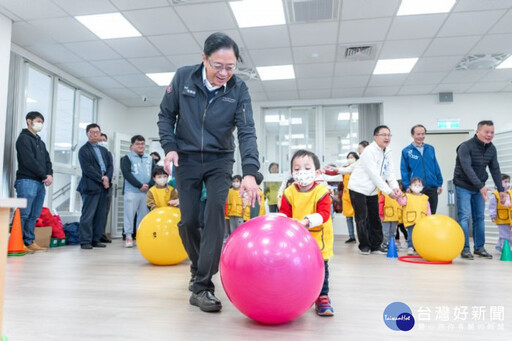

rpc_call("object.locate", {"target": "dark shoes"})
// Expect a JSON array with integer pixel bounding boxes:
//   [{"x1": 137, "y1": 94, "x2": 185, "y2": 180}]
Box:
[
  {"x1": 188, "y1": 276, "x2": 196, "y2": 292},
  {"x1": 190, "y1": 290, "x2": 222, "y2": 312},
  {"x1": 474, "y1": 248, "x2": 493, "y2": 259},
  {"x1": 345, "y1": 237, "x2": 356, "y2": 244},
  {"x1": 460, "y1": 249, "x2": 474, "y2": 259},
  {"x1": 92, "y1": 242, "x2": 107, "y2": 248},
  {"x1": 81, "y1": 243, "x2": 93, "y2": 250},
  {"x1": 100, "y1": 235, "x2": 112, "y2": 243}
]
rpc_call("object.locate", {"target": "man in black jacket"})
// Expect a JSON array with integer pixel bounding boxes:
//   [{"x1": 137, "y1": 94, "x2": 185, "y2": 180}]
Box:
[
  {"x1": 158, "y1": 32, "x2": 260, "y2": 313},
  {"x1": 77, "y1": 123, "x2": 113, "y2": 250},
  {"x1": 15, "y1": 111, "x2": 53, "y2": 252},
  {"x1": 454, "y1": 120, "x2": 506, "y2": 260}
]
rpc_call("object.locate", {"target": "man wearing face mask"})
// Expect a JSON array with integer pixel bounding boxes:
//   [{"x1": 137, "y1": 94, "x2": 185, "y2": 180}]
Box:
[{"x1": 15, "y1": 111, "x2": 53, "y2": 252}]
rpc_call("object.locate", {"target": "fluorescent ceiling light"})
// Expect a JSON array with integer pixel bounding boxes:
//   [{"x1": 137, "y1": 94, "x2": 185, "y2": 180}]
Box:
[
  {"x1": 257, "y1": 65, "x2": 295, "y2": 81},
  {"x1": 230, "y1": 0, "x2": 285, "y2": 28},
  {"x1": 338, "y1": 112, "x2": 350, "y2": 120},
  {"x1": 265, "y1": 115, "x2": 280, "y2": 123},
  {"x1": 497, "y1": 55, "x2": 512, "y2": 69},
  {"x1": 146, "y1": 72, "x2": 176, "y2": 86},
  {"x1": 76, "y1": 13, "x2": 141, "y2": 39},
  {"x1": 373, "y1": 58, "x2": 418, "y2": 75},
  {"x1": 397, "y1": 0, "x2": 456, "y2": 16}
]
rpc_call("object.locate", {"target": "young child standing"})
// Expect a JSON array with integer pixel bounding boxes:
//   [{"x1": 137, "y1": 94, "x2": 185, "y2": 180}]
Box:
[
  {"x1": 226, "y1": 175, "x2": 244, "y2": 233},
  {"x1": 146, "y1": 166, "x2": 179, "y2": 210},
  {"x1": 490, "y1": 174, "x2": 512, "y2": 254},
  {"x1": 280, "y1": 150, "x2": 334, "y2": 316},
  {"x1": 378, "y1": 189, "x2": 402, "y2": 252},
  {"x1": 397, "y1": 177, "x2": 431, "y2": 255}
]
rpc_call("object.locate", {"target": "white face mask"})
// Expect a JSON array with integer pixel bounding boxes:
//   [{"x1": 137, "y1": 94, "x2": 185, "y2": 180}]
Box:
[
  {"x1": 98, "y1": 141, "x2": 108, "y2": 148},
  {"x1": 347, "y1": 158, "x2": 356, "y2": 165},
  {"x1": 292, "y1": 169, "x2": 316, "y2": 187},
  {"x1": 155, "y1": 178, "x2": 168, "y2": 186},
  {"x1": 411, "y1": 185, "x2": 423, "y2": 194},
  {"x1": 232, "y1": 182, "x2": 240, "y2": 189},
  {"x1": 503, "y1": 182, "x2": 510, "y2": 191},
  {"x1": 32, "y1": 122, "x2": 43, "y2": 133}
]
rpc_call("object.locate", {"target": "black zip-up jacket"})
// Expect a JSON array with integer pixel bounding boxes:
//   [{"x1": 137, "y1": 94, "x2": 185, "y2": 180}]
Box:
[
  {"x1": 15, "y1": 129, "x2": 53, "y2": 182},
  {"x1": 453, "y1": 135, "x2": 503, "y2": 192},
  {"x1": 157, "y1": 63, "x2": 259, "y2": 177}
]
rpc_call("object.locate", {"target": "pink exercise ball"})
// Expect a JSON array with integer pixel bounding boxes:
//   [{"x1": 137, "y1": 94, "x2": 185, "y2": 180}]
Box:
[{"x1": 220, "y1": 215, "x2": 325, "y2": 325}]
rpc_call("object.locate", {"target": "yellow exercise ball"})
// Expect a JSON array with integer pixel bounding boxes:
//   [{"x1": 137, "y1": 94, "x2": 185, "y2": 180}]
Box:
[
  {"x1": 137, "y1": 206, "x2": 188, "y2": 265},
  {"x1": 412, "y1": 214, "x2": 465, "y2": 262}
]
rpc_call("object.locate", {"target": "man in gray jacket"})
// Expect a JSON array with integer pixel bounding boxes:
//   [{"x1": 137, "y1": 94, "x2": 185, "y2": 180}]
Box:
[{"x1": 158, "y1": 32, "x2": 260, "y2": 313}]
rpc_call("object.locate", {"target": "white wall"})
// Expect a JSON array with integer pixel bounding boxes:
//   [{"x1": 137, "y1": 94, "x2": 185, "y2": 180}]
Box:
[{"x1": 0, "y1": 13, "x2": 12, "y2": 189}]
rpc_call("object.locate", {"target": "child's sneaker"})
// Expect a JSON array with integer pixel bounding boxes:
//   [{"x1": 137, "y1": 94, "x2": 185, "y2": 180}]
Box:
[
  {"x1": 125, "y1": 237, "x2": 134, "y2": 248},
  {"x1": 407, "y1": 247, "x2": 414, "y2": 255},
  {"x1": 315, "y1": 295, "x2": 334, "y2": 316},
  {"x1": 401, "y1": 242, "x2": 408, "y2": 249}
]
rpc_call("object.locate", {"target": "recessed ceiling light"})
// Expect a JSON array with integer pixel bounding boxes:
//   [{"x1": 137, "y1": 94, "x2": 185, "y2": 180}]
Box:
[
  {"x1": 373, "y1": 58, "x2": 418, "y2": 75},
  {"x1": 397, "y1": 0, "x2": 456, "y2": 16},
  {"x1": 257, "y1": 65, "x2": 295, "y2": 81},
  {"x1": 497, "y1": 55, "x2": 512, "y2": 69},
  {"x1": 75, "y1": 13, "x2": 141, "y2": 39},
  {"x1": 230, "y1": 0, "x2": 286, "y2": 28},
  {"x1": 146, "y1": 72, "x2": 176, "y2": 86}
]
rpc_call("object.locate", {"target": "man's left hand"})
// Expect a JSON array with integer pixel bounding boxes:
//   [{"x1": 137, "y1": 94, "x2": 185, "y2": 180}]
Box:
[
  {"x1": 43, "y1": 175, "x2": 53, "y2": 186},
  {"x1": 240, "y1": 175, "x2": 261, "y2": 208},
  {"x1": 437, "y1": 187, "x2": 443, "y2": 194}
]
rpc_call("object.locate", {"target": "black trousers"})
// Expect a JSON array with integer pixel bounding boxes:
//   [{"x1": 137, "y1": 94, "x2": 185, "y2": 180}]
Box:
[
  {"x1": 349, "y1": 190, "x2": 382, "y2": 252},
  {"x1": 174, "y1": 154, "x2": 233, "y2": 294},
  {"x1": 79, "y1": 191, "x2": 108, "y2": 245},
  {"x1": 422, "y1": 187, "x2": 439, "y2": 214}
]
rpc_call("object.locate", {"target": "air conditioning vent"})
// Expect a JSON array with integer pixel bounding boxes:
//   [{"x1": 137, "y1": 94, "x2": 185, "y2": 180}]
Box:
[
  {"x1": 285, "y1": 0, "x2": 340, "y2": 23},
  {"x1": 236, "y1": 68, "x2": 259, "y2": 81},
  {"x1": 340, "y1": 45, "x2": 377, "y2": 61},
  {"x1": 456, "y1": 53, "x2": 510, "y2": 70}
]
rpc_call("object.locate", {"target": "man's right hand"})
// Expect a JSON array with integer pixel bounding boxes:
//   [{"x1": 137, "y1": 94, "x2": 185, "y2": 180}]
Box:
[
  {"x1": 140, "y1": 184, "x2": 149, "y2": 192},
  {"x1": 164, "y1": 151, "x2": 179, "y2": 176},
  {"x1": 480, "y1": 186, "x2": 489, "y2": 200}
]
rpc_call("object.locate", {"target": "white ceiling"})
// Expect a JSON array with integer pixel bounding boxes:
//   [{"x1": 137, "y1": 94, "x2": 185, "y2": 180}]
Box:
[{"x1": 1, "y1": 0, "x2": 512, "y2": 107}]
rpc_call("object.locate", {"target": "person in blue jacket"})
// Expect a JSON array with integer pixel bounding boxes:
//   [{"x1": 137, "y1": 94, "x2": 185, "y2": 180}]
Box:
[{"x1": 400, "y1": 124, "x2": 443, "y2": 214}]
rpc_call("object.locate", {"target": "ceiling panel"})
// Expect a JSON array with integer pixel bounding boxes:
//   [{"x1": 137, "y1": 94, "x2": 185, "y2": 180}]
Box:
[
  {"x1": 295, "y1": 63, "x2": 335, "y2": 78},
  {"x1": 91, "y1": 59, "x2": 140, "y2": 76},
  {"x1": 479, "y1": 69, "x2": 512, "y2": 82},
  {"x1": 289, "y1": 22, "x2": 339, "y2": 46},
  {"x1": 339, "y1": 18, "x2": 392, "y2": 43},
  {"x1": 398, "y1": 84, "x2": 436, "y2": 95},
  {"x1": 437, "y1": 10, "x2": 506, "y2": 37},
  {"x1": 334, "y1": 60, "x2": 376, "y2": 76},
  {"x1": 387, "y1": 14, "x2": 447, "y2": 40},
  {"x1": 368, "y1": 74, "x2": 408, "y2": 87},
  {"x1": 123, "y1": 7, "x2": 187, "y2": 36},
  {"x1": 109, "y1": 0, "x2": 169, "y2": 11},
  {"x1": 128, "y1": 56, "x2": 176, "y2": 73},
  {"x1": 490, "y1": 10, "x2": 512, "y2": 34},
  {"x1": 296, "y1": 77, "x2": 333, "y2": 90},
  {"x1": 364, "y1": 86, "x2": 401, "y2": 96},
  {"x1": 173, "y1": 3, "x2": 237, "y2": 32},
  {"x1": 27, "y1": 17, "x2": 98, "y2": 43},
  {"x1": 331, "y1": 87, "x2": 365, "y2": 98},
  {"x1": 341, "y1": 0, "x2": 400, "y2": 20},
  {"x1": 52, "y1": 0, "x2": 117, "y2": 15},
  {"x1": 412, "y1": 55, "x2": 465, "y2": 72},
  {"x1": 466, "y1": 81, "x2": 508, "y2": 93},
  {"x1": 262, "y1": 79, "x2": 297, "y2": 92},
  {"x1": 64, "y1": 41, "x2": 122, "y2": 61},
  {"x1": 81, "y1": 76, "x2": 124, "y2": 89},
  {"x1": 453, "y1": 0, "x2": 512, "y2": 12},
  {"x1": 106, "y1": 37, "x2": 162, "y2": 58},
  {"x1": 113, "y1": 74, "x2": 157, "y2": 88},
  {"x1": 299, "y1": 89, "x2": 332, "y2": 100},
  {"x1": 240, "y1": 26, "x2": 290, "y2": 49},
  {"x1": 0, "y1": 0, "x2": 66, "y2": 20},
  {"x1": 442, "y1": 69, "x2": 490, "y2": 83},
  {"x1": 249, "y1": 47, "x2": 293, "y2": 66},
  {"x1": 379, "y1": 39, "x2": 431, "y2": 59},
  {"x1": 433, "y1": 83, "x2": 474, "y2": 93},
  {"x1": 293, "y1": 45, "x2": 336, "y2": 64},
  {"x1": 332, "y1": 75, "x2": 370, "y2": 88},
  {"x1": 57, "y1": 62, "x2": 105, "y2": 78},
  {"x1": 166, "y1": 54, "x2": 202, "y2": 69},
  {"x1": 424, "y1": 36, "x2": 481, "y2": 56},
  {"x1": 404, "y1": 72, "x2": 448, "y2": 85},
  {"x1": 149, "y1": 33, "x2": 201, "y2": 55},
  {"x1": 266, "y1": 90, "x2": 299, "y2": 101},
  {"x1": 25, "y1": 43, "x2": 82, "y2": 63},
  {"x1": 470, "y1": 33, "x2": 512, "y2": 54}
]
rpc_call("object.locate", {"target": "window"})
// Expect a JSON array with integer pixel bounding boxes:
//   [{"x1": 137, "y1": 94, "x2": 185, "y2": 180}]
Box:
[
  {"x1": 323, "y1": 105, "x2": 359, "y2": 166},
  {"x1": 54, "y1": 82, "x2": 75, "y2": 165},
  {"x1": 24, "y1": 65, "x2": 52, "y2": 143}
]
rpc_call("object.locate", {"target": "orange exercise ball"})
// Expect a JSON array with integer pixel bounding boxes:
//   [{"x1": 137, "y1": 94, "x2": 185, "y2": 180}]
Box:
[
  {"x1": 412, "y1": 214, "x2": 464, "y2": 262},
  {"x1": 137, "y1": 206, "x2": 188, "y2": 265}
]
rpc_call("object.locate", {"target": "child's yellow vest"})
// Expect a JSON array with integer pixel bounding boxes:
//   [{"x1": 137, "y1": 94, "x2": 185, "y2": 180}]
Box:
[
  {"x1": 383, "y1": 194, "x2": 402, "y2": 222},
  {"x1": 149, "y1": 185, "x2": 175, "y2": 208},
  {"x1": 283, "y1": 184, "x2": 333, "y2": 260},
  {"x1": 402, "y1": 193, "x2": 429, "y2": 228},
  {"x1": 226, "y1": 188, "x2": 244, "y2": 217},
  {"x1": 493, "y1": 190, "x2": 512, "y2": 225},
  {"x1": 342, "y1": 174, "x2": 354, "y2": 217}
]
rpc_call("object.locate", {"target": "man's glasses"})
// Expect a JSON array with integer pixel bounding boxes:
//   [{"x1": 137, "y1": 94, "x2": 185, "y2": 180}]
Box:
[
  {"x1": 376, "y1": 134, "x2": 392, "y2": 138},
  {"x1": 208, "y1": 59, "x2": 237, "y2": 73},
  {"x1": 88, "y1": 131, "x2": 101, "y2": 135}
]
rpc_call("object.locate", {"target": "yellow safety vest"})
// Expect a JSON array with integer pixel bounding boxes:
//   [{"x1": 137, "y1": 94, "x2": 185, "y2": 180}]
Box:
[
  {"x1": 402, "y1": 193, "x2": 429, "y2": 228},
  {"x1": 383, "y1": 194, "x2": 402, "y2": 222},
  {"x1": 493, "y1": 190, "x2": 512, "y2": 225},
  {"x1": 342, "y1": 174, "x2": 354, "y2": 217},
  {"x1": 226, "y1": 188, "x2": 244, "y2": 217},
  {"x1": 283, "y1": 184, "x2": 333, "y2": 260},
  {"x1": 148, "y1": 185, "x2": 175, "y2": 208}
]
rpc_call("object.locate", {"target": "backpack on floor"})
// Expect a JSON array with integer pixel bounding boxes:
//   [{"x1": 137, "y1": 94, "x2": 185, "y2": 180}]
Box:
[{"x1": 63, "y1": 222, "x2": 80, "y2": 245}]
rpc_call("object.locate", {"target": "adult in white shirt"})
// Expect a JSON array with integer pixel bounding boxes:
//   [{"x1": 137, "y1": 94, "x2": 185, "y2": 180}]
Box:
[{"x1": 348, "y1": 125, "x2": 402, "y2": 255}]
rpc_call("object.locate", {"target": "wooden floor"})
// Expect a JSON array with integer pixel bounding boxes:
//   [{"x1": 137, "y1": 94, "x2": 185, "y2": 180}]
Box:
[{"x1": 4, "y1": 236, "x2": 512, "y2": 341}]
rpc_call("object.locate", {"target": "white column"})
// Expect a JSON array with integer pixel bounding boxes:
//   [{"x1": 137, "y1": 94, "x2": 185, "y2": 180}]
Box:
[{"x1": 0, "y1": 13, "x2": 12, "y2": 181}]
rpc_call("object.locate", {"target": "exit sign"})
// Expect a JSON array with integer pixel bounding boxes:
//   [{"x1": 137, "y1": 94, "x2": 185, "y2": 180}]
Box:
[{"x1": 437, "y1": 119, "x2": 460, "y2": 129}]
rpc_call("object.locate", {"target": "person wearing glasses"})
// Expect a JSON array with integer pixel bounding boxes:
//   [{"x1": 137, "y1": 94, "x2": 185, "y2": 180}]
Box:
[
  {"x1": 347, "y1": 125, "x2": 402, "y2": 255},
  {"x1": 77, "y1": 124, "x2": 113, "y2": 250},
  {"x1": 158, "y1": 32, "x2": 260, "y2": 313}
]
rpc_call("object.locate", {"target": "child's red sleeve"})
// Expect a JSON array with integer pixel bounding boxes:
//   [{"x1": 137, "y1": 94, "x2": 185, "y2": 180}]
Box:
[
  {"x1": 279, "y1": 195, "x2": 293, "y2": 218},
  {"x1": 379, "y1": 195, "x2": 385, "y2": 218},
  {"x1": 316, "y1": 194, "x2": 332, "y2": 223}
]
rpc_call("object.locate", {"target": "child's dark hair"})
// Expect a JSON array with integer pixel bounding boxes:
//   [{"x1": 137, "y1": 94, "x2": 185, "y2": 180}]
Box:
[
  {"x1": 502, "y1": 174, "x2": 510, "y2": 181},
  {"x1": 347, "y1": 151, "x2": 359, "y2": 160},
  {"x1": 285, "y1": 177, "x2": 295, "y2": 187},
  {"x1": 410, "y1": 177, "x2": 423, "y2": 186},
  {"x1": 152, "y1": 166, "x2": 168, "y2": 178},
  {"x1": 290, "y1": 149, "x2": 320, "y2": 170},
  {"x1": 232, "y1": 175, "x2": 242, "y2": 182}
]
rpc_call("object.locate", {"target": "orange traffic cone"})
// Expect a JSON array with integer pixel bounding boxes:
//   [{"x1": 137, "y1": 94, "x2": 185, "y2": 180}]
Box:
[{"x1": 8, "y1": 209, "x2": 27, "y2": 256}]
